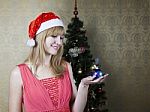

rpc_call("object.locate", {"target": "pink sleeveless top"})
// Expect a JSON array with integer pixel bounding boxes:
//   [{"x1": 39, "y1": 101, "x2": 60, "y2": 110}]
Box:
[{"x1": 18, "y1": 64, "x2": 72, "y2": 112}]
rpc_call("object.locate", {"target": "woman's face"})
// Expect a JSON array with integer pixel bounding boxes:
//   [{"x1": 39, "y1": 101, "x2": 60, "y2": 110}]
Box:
[{"x1": 44, "y1": 35, "x2": 64, "y2": 55}]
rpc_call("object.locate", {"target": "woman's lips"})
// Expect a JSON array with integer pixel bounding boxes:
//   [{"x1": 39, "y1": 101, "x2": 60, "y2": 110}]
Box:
[{"x1": 52, "y1": 46, "x2": 59, "y2": 50}]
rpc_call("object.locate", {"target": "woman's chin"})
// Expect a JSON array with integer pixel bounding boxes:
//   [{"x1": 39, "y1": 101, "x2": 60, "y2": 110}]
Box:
[
  {"x1": 50, "y1": 51, "x2": 58, "y2": 55},
  {"x1": 45, "y1": 51, "x2": 58, "y2": 56}
]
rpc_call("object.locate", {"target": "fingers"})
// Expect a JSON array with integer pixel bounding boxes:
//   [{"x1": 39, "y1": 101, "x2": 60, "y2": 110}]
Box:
[
  {"x1": 81, "y1": 76, "x2": 94, "y2": 85},
  {"x1": 91, "y1": 77, "x2": 104, "y2": 83},
  {"x1": 90, "y1": 73, "x2": 109, "y2": 83},
  {"x1": 81, "y1": 73, "x2": 109, "y2": 85},
  {"x1": 104, "y1": 73, "x2": 109, "y2": 77}
]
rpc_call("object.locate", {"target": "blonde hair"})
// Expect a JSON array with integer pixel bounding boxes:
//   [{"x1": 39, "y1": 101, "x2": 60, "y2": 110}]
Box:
[{"x1": 25, "y1": 26, "x2": 66, "y2": 76}]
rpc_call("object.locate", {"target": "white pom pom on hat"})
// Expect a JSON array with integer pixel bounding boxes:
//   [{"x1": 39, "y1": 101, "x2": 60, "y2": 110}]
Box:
[
  {"x1": 26, "y1": 38, "x2": 35, "y2": 47},
  {"x1": 27, "y1": 12, "x2": 64, "y2": 47}
]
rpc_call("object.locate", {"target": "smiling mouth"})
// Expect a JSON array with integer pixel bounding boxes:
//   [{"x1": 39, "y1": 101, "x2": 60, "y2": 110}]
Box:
[{"x1": 52, "y1": 46, "x2": 59, "y2": 50}]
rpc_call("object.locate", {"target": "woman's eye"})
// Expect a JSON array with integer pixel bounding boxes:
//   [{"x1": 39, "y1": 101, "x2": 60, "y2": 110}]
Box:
[
  {"x1": 60, "y1": 36, "x2": 64, "y2": 39},
  {"x1": 51, "y1": 35, "x2": 57, "y2": 38}
]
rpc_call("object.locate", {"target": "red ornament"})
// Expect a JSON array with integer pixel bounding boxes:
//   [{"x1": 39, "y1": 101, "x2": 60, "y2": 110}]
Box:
[{"x1": 80, "y1": 47, "x2": 85, "y2": 53}]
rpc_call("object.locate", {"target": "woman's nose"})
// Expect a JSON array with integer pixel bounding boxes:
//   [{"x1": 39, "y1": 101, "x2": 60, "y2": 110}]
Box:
[{"x1": 55, "y1": 36, "x2": 61, "y2": 44}]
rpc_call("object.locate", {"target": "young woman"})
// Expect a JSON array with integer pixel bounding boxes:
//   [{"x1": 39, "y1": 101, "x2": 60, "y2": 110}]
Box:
[{"x1": 9, "y1": 12, "x2": 108, "y2": 112}]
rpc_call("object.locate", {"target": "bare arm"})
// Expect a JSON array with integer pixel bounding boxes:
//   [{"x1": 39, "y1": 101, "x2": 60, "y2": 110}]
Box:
[
  {"x1": 72, "y1": 81, "x2": 89, "y2": 112},
  {"x1": 67, "y1": 63, "x2": 89, "y2": 112},
  {"x1": 9, "y1": 66, "x2": 23, "y2": 112},
  {"x1": 67, "y1": 63, "x2": 109, "y2": 112}
]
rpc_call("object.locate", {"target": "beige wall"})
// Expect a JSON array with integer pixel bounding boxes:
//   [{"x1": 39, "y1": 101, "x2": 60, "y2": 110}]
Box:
[{"x1": 0, "y1": 0, "x2": 150, "y2": 112}]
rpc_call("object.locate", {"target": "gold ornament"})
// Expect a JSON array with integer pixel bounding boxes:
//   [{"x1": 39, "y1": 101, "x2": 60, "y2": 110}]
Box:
[
  {"x1": 78, "y1": 68, "x2": 82, "y2": 74},
  {"x1": 91, "y1": 64, "x2": 98, "y2": 70}
]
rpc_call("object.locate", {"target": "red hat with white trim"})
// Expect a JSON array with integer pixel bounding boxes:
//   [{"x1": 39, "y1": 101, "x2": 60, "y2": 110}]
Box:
[{"x1": 27, "y1": 12, "x2": 64, "y2": 47}]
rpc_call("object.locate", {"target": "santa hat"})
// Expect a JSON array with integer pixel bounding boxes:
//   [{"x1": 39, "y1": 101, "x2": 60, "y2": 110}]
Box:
[{"x1": 27, "y1": 12, "x2": 64, "y2": 47}]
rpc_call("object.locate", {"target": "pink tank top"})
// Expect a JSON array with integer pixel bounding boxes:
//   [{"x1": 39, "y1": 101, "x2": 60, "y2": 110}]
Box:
[{"x1": 18, "y1": 64, "x2": 72, "y2": 112}]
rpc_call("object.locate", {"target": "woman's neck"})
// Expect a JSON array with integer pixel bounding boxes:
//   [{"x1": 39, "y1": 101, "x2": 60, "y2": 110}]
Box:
[{"x1": 44, "y1": 54, "x2": 52, "y2": 66}]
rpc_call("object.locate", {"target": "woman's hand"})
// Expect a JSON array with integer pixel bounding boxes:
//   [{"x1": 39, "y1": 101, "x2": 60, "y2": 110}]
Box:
[{"x1": 81, "y1": 74, "x2": 109, "y2": 86}]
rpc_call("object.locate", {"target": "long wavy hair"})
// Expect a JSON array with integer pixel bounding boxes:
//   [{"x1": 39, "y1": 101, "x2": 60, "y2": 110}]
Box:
[{"x1": 25, "y1": 26, "x2": 66, "y2": 76}]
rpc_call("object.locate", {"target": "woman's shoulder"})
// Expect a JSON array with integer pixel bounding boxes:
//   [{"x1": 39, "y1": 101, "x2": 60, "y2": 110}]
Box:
[
  {"x1": 63, "y1": 61, "x2": 72, "y2": 69},
  {"x1": 10, "y1": 62, "x2": 29, "y2": 80},
  {"x1": 62, "y1": 61, "x2": 73, "y2": 75},
  {"x1": 11, "y1": 66, "x2": 21, "y2": 76},
  {"x1": 64, "y1": 61, "x2": 70, "y2": 65},
  {"x1": 10, "y1": 66, "x2": 22, "y2": 85}
]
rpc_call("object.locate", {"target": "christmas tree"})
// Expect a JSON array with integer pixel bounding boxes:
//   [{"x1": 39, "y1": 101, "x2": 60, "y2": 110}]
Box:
[{"x1": 63, "y1": 0, "x2": 108, "y2": 111}]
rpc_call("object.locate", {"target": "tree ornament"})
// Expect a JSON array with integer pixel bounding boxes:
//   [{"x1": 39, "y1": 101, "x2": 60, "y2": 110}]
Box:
[
  {"x1": 80, "y1": 47, "x2": 85, "y2": 53},
  {"x1": 93, "y1": 69, "x2": 103, "y2": 80},
  {"x1": 80, "y1": 27, "x2": 86, "y2": 32},
  {"x1": 78, "y1": 68, "x2": 82, "y2": 74},
  {"x1": 74, "y1": 0, "x2": 78, "y2": 18},
  {"x1": 68, "y1": 47, "x2": 86, "y2": 57},
  {"x1": 99, "y1": 87, "x2": 103, "y2": 93},
  {"x1": 91, "y1": 58, "x2": 106, "y2": 80},
  {"x1": 90, "y1": 65, "x2": 95, "y2": 70}
]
